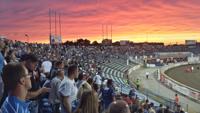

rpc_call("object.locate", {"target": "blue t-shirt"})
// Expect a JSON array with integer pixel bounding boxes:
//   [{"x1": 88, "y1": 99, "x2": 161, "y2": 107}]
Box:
[
  {"x1": 101, "y1": 87, "x2": 115, "y2": 109},
  {"x1": 0, "y1": 96, "x2": 30, "y2": 113},
  {"x1": 0, "y1": 52, "x2": 4, "y2": 75}
]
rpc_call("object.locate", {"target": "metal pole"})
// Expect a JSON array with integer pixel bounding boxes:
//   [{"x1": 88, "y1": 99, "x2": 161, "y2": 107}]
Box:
[
  {"x1": 55, "y1": 11, "x2": 57, "y2": 37},
  {"x1": 59, "y1": 13, "x2": 61, "y2": 37},
  {"x1": 49, "y1": 9, "x2": 52, "y2": 44},
  {"x1": 110, "y1": 24, "x2": 112, "y2": 39},
  {"x1": 49, "y1": 9, "x2": 51, "y2": 36},
  {"x1": 102, "y1": 24, "x2": 104, "y2": 39}
]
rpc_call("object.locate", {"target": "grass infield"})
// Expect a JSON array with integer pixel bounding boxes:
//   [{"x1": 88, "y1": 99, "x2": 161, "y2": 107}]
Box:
[{"x1": 165, "y1": 64, "x2": 200, "y2": 91}]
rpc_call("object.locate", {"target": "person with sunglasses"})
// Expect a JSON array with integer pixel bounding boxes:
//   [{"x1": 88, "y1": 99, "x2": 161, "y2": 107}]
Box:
[{"x1": 0, "y1": 63, "x2": 32, "y2": 113}]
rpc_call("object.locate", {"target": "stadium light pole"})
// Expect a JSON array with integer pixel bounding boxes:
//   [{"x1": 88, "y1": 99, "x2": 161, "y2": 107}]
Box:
[{"x1": 25, "y1": 34, "x2": 29, "y2": 43}]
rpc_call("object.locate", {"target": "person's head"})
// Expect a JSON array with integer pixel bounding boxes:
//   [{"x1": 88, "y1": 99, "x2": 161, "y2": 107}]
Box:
[
  {"x1": 159, "y1": 104, "x2": 163, "y2": 109},
  {"x1": 107, "y1": 79, "x2": 113, "y2": 87},
  {"x1": 145, "y1": 99, "x2": 149, "y2": 104},
  {"x1": 77, "y1": 82, "x2": 92, "y2": 100},
  {"x1": 138, "y1": 108, "x2": 143, "y2": 113},
  {"x1": 77, "y1": 91, "x2": 98, "y2": 113},
  {"x1": 87, "y1": 77, "x2": 93, "y2": 85},
  {"x1": 175, "y1": 94, "x2": 178, "y2": 97},
  {"x1": 2, "y1": 63, "x2": 32, "y2": 92},
  {"x1": 165, "y1": 106, "x2": 169, "y2": 111},
  {"x1": 8, "y1": 50, "x2": 16, "y2": 58},
  {"x1": 56, "y1": 68, "x2": 65, "y2": 77},
  {"x1": 78, "y1": 73, "x2": 84, "y2": 81},
  {"x1": 0, "y1": 39, "x2": 5, "y2": 50},
  {"x1": 21, "y1": 54, "x2": 38, "y2": 71},
  {"x1": 108, "y1": 100, "x2": 131, "y2": 113},
  {"x1": 68, "y1": 64, "x2": 78, "y2": 79},
  {"x1": 92, "y1": 83, "x2": 99, "y2": 92},
  {"x1": 56, "y1": 61, "x2": 64, "y2": 69}
]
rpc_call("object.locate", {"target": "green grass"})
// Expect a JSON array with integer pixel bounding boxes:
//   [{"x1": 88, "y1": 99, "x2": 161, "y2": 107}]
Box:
[{"x1": 165, "y1": 64, "x2": 200, "y2": 91}]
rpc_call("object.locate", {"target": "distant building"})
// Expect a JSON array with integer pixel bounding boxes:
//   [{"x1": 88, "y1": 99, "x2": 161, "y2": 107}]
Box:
[
  {"x1": 102, "y1": 39, "x2": 112, "y2": 46},
  {"x1": 147, "y1": 42, "x2": 164, "y2": 46},
  {"x1": 196, "y1": 42, "x2": 200, "y2": 47},
  {"x1": 120, "y1": 40, "x2": 129, "y2": 46},
  {"x1": 133, "y1": 42, "x2": 164, "y2": 47},
  {"x1": 185, "y1": 40, "x2": 197, "y2": 46},
  {"x1": 185, "y1": 40, "x2": 197, "y2": 48},
  {"x1": 0, "y1": 35, "x2": 7, "y2": 40},
  {"x1": 50, "y1": 35, "x2": 62, "y2": 45},
  {"x1": 154, "y1": 52, "x2": 192, "y2": 59}
]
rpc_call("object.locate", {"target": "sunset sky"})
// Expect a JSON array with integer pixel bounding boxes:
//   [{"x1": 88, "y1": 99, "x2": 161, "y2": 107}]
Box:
[{"x1": 0, "y1": 0, "x2": 200, "y2": 44}]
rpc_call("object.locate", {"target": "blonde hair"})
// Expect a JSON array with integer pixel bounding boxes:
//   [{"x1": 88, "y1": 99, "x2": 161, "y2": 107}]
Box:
[
  {"x1": 75, "y1": 91, "x2": 99, "y2": 113},
  {"x1": 77, "y1": 82, "x2": 92, "y2": 100}
]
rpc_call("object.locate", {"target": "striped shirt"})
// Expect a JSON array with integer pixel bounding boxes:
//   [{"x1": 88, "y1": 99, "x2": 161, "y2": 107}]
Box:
[{"x1": 0, "y1": 96, "x2": 30, "y2": 113}]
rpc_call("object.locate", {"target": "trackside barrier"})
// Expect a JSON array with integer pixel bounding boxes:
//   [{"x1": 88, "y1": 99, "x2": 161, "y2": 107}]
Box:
[{"x1": 158, "y1": 62, "x2": 200, "y2": 102}]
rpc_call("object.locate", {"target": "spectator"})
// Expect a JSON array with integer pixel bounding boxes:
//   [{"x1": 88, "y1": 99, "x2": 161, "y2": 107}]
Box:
[
  {"x1": 136, "y1": 79, "x2": 140, "y2": 90},
  {"x1": 87, "y1": 77, "x2": 93, "y2": 86},
  {"x1": 49, "y1": 61, "x2": 65, "y2": 113},
  {"x1": 101, "y1": 79, "x2": 115, "y2": 110},
  {"x1": 142, "y1": 99, "x2": 149, "y2": 113},
  {"x1": 41, "y1": 59, "x2": 52, "y2": 78},
  {"x1": 157, "y1": 104, "x2": 165, "y2": 113},
  {"x1": 21, "y1": 54, "x2": 50, "y2": 113},
  {"x1": 76, "y1": 73, "x2": 86, "y2": 89},
  {"x1": 123, "y1": 95, "x2": 132, "y2": 106},
  {"x1": 164, "y1": 106, "x2": 170, "y2": 113},
  {"x1": 148, "y1": 103, "x2": 156, "y2": 113},
  {"x1": 77, "y1": 81, "x2": 92, "y2": 100},
  {"x1": 0, "y1": 63, "x2": 31, "y2": 113},
  {"x1": 129, "y1": 88, "x2": 136, "y2": 99},
  {"x1": 131, "y1": 96, "x2": 140, "y2": 112},
  {"x1": 74, "y1": 91, "x2": 99, "y2": 113},
  {"x1": 145, "y1": 72, "x2": 149, "y2": 79},
  {"x1": 191, "y1": 66, "x2": 194, "y2": 72},
  {"x1": 0, "y1": 40, "x2": 5, "y2": 103},
  {"x1": 108, "y1": 100, "x2": 130, "y2": 113},
  {"x1": 59, "y1": 65, "x2": 79, "y2": 113},
  {"x1": 5, "y1": 50, "x2": 17, "y2": 63},
  {"x1": 93, "y1": 73, "x2": 102, "y2": 88},
  {"x1": 0, "y1": 39, "x2": 5, "y2": 107},
  {"x1": 92, "y1": 83, "x2": 100, "y2": 96},
  {"x1": 50, "y1": 61, "x2": 57, "y2": 80},
  {"x1": 0, "y1": 39, "x2": 5, "y2": 75},
  {"x1": 175, "y1": 105, "x2": 183, "y2": 113},
  {"x1": 175, "y1": 94, "x2": 179, "y2": 106},
  {"x1": 92, "y1": 83, "x2": 102, "y2": 112},
  {"x1": 138, "y1": 108, "x2": 144, "y2": 113},
  {"x1": 50, "y1": 60, "x2": 64, "y2": 79}
]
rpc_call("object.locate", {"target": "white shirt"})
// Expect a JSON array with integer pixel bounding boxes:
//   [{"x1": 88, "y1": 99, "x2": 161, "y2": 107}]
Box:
[
  {"x1": 59, "y1": 76, "x2": 78, "y2": 113},
  {"x1": 93, "y1": 74, "x2": 102, "y2": 85},
  {"x1": 0, "y1": 76, "x2": 3, "y2": 97},
  {"x1": 42, "y1": 60, "x2": 52, "y2": 73},
  {"x1": 49, "y1": 77, "x2": 62, "y2": 104}
]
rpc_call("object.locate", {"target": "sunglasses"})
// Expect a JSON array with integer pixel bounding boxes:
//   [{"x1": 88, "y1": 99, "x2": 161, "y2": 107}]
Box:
[
  {"x1": 24, "y1": 73, "x2": 32, "y2": 78},
  {"x1": 57, "y1": 68, "x2": 65, "y2": 71}
]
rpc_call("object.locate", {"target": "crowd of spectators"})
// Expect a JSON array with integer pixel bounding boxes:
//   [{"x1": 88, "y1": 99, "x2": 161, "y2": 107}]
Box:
[{"x1": 0, "y1": 38, "x2": 189, "y2": 113}]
